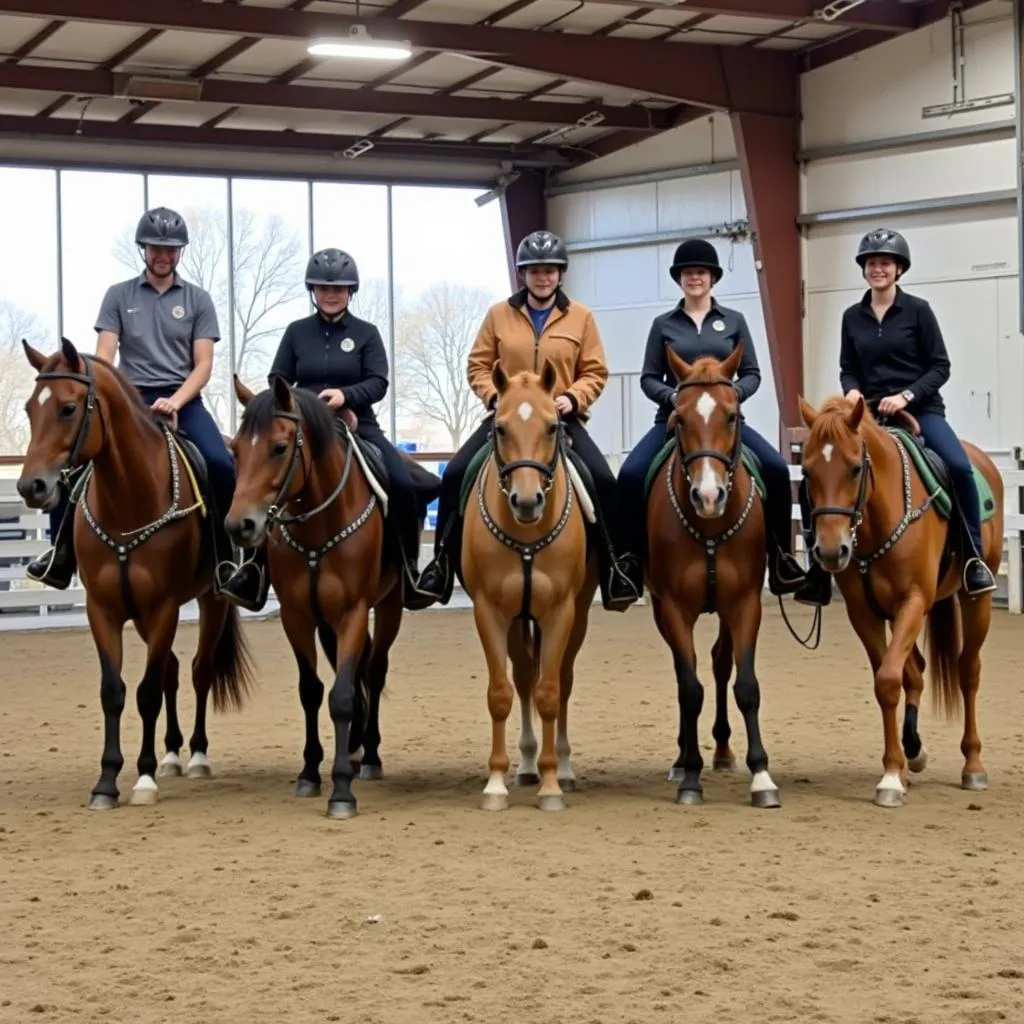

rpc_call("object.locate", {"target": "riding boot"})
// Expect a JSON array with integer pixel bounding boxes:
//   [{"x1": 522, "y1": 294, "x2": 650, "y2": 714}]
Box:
[
  {"x1": 793, "y1": 562, "x2": 833, "y2": 607},
  {"x1": 219, "y1": 544, "x2": 270, "y2": 612},
  {"x1": 399, "y1": 507, "x2": 436, "y2": 612},
  {"x1": 25, "y1": 504, "x2": 77, "y2": 590},
  {"x1": 947, "y1": 480, "x2": 997, "y2": 598},
  {"x1": 767, "y1": 544, "x2": 808, "y2": 597},
  {"x1": 414, "y1": 515, "x2": 459, "y2": 606}
]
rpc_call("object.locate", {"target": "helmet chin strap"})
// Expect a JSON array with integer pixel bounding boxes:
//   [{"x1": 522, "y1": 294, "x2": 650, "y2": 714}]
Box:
[
  {"x1": 522, "y1": 269, "x2": 563, "y2": 306},
  {"x1": 142, "y1": 248, "x2": 179, "y2": 281}
]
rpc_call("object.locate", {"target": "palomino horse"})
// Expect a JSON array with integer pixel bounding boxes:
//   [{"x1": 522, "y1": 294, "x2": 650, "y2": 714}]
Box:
[
  {"x1": 462, "y1": 360, "x2": 596, "y2": 813},
  {"x1": 17, "y1": 338, "x2": 254, "y2": 809},
  {"x1": 799, "y1": 395, "x2": 1004, "y2": 807},
  {"x1": 645, "y1": 344, "x2": 780, "y2": 809},
  {"x1": 227, "y1": 375, "x2": 403, "y2": 820}
]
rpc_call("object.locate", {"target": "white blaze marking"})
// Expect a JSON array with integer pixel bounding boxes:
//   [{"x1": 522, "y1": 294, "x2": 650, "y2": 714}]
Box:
[
  {"x1": 251, "y1": 434, "x2": 259, "y2": 446},
  {"x1": 37, "y1": 386, "x2": 51, "y2": 406},
  {"x1": 822, "y1": 443, "x2": 834, "y2": 463},
  {"x1": 695, "y1": 390, "x2": 717, "y2": 424},
  {"x1": 517, "y1": 401, "x2": 534, "y2": 422},
  {"x1": 698, "y1": 457, "x2": 720, "y2": 505}
]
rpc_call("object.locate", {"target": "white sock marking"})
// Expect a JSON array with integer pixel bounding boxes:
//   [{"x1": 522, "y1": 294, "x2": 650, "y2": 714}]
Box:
[
  {"x1": 876, "y1": 771, "x2": 905, "y2": 794},
  {"x1": 750, "y1": 770, "x2": 776, "y2": 793}
]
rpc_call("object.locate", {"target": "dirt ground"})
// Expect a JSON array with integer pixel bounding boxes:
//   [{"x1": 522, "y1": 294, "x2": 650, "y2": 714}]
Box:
[{"x1": 1, "y1": 600, "x2": 1023, "y2": 1024}]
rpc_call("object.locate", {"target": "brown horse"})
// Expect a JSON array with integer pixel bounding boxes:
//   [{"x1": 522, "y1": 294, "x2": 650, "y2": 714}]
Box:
[
  {"x1": 228, "y1": 375, "x2": 403, "y2": 820},
  {"x1": 645, "y1": 344, "x2": 780, "y2": 808},
  {"x1": 17, "y1": 338, "x2": 254, "y2": 810},
  {"x1": 799, "y1": 394, "x2": 1004, "y2": 807},
  {"x1": 461, "y1": 360, "x2": 596, "y2": 813}
]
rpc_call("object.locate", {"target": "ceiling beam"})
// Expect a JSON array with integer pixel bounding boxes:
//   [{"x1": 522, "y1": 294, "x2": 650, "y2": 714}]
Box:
[
  {"x1": 0, "y1": 0, "x2": 799, "y2": 114},
  {"x1": 5, "y1": 20, "x2": 65, "y2": 62},
  {"x1": 0, "y1": 113, "x2": 576, "y2": 166},
  {"x1": 0, "y1": 64, "x2": 673, "y2": 129}
]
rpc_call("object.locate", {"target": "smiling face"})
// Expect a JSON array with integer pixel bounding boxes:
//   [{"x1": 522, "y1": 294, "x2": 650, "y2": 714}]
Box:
[{"x1": 863, "y1": 254, "x2": 899, "y2": 292}]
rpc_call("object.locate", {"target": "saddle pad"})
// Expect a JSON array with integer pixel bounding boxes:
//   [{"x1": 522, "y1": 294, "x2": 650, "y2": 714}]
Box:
[
  {"x1": 644, "y1": 437, "x2": 766, "y2": 502},
  {"x1": 348, "y1": 432, "x2": 390, "y2": 518}
]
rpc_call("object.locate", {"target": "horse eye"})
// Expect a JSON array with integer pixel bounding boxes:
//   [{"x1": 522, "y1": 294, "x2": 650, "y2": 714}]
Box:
[
  {"x1": 271, "y1": 440, "x2": 289, "y2": 457},
  {"x1": 494, "y1": 424, "x2": 506, "y2": 438},
  {"x1": 58, "y1": 402, "x2": 77, "y2": 420},
  {"x1": 851, "y1": 463, "x2": 862, "y2": 478},
  {"x1": 547, "y1": 423, "x2": 558, "y2": 436},
  {"x1": 726, "y1": 412, "x2": 738, "y2": 425}
]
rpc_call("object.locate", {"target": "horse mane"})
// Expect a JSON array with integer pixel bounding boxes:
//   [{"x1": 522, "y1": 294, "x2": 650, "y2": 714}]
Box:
[
  {"x1": 683, "y1": 354, "x2": 734, "y2": 384},
  {"x1": 808, "y1": 395, "x2": 884, "y2": 446},
  {"x1": 239, "y1": 382, "x2": 339, "y2": 458},
  {"x1": 44, "y1": 349, "x2": 161, "y2": 425}
]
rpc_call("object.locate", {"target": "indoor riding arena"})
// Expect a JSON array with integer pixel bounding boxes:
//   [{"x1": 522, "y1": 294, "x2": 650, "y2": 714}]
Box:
[{"x1": 1, "y1": 2, "x2": 1023, "y2": 1023}]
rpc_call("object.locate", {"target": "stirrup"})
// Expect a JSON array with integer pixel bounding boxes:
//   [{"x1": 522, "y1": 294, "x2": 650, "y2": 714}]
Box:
[{"x1": 962, "y1": 557, "x2": 997, "y2": 596}]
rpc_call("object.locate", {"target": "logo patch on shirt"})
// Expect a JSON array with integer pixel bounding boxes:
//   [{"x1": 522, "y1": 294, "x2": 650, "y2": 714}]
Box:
[
  {"x1": 172, "y1": 305, "x2": 185, "y2": 320},
  {"x1": 712, "y1": 319, "x2": 725, "y2": 332},
  {"x1": 340, "y1": 337, "x2": 356, "y2": 353}
]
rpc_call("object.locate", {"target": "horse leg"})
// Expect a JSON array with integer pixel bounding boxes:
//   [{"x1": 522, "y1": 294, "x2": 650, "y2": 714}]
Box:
[
  {"x1": 509, "y1": 622, "x2": 539, "y2": 787},
  {"x1": 711, "y1": 619, "x2": 736, "y2": 771},
  {"x1": 130, "y1": 605, "x2": 179, "y2": 806},
  {"x1": 555, "y1": 574, "x2": 596, "y2": 793},
  {"x1": 361, "y1": 585, "x2": 403, "y2": 781},
  {"x1": 958, "y1": 593, "x2": 991, "y2": 791},
  {"x1": 725, "y1": 594, "x2": 780, "y2": 808},
  {"x1": 157, "y1": 653, "x2": 184, "y2": 777},
  {"x1": 281, "y1": 606, "x2": 323, "y2": 798},
  {"x1": 652, "y1": 595, "x2": 686, "y2": 783},
  {"x1": 326, "y1": 602, "x2": 371, "y2": 820},
  {"x1": 474, "y1": 599, "x2": 513, "y2": 811},
  {"x1": 534, "y1": 601, "x2": 576, "y2": 812},
  {"x1": 902, "y1": 644, "x2": 928, "y2": 775},
  {"x1": 85, "y1": 598, "x2": 127, "y2": 810},
  {"x1": 185, "y1": 593, "x2": 227, "y2": 779}
]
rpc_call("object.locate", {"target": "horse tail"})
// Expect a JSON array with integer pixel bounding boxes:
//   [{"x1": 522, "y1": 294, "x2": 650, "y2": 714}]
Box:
[
  {"x1": 211, "y1": 604, "x2": 257, "y2": 713},
  {"x1": 927, "y1": 595, "x2": 962, "y2": 721}
]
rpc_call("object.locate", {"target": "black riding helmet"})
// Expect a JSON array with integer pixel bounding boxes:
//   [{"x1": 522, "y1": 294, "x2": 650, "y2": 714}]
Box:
[
  {"x1": 305, "y1": 248, "x2": 360, "y2": 293},
  {"x1": 669, "y1": 238, "x2": 723, "y2": 284},
  {"x1": 855, "y1": 228, "x2": 911, "y2": 274},
  {"x1": 515, "y1": 230, "x2": 568, "y2": 270},
  {"x1": 135, "y1": 206, "x2": 188, "y2": 248}
]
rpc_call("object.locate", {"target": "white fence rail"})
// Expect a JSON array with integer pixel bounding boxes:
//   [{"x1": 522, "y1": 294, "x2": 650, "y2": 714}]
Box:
[{"x1": 1, "y1": 450, "x2": 1023, "y2": 630}]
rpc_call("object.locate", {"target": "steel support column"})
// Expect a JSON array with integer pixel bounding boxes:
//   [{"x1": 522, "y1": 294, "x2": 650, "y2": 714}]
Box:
[
  {"x1": 731, "y1": 111, "x2": 803, "y2": 444},
  {"x1": 1015, "y1": 0, "x2": 1023, "y2": 333},
  {"x1": 499, "y1": 170, "x2": 546, "y2": 291}
]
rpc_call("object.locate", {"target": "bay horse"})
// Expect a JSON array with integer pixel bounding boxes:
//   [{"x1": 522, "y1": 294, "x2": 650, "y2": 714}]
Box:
[
  {"x1": 227, "y1": 375, "x2": 403, "y2": 820},
  {"x1": 461, "y1": 359, "x2": 596, "y2": 813},
  {"x1": 645, "y1": 344, "x2": 780, "y2": 809},
  {"x1": 17, "y1": 338, "x2": 254, "y2": 810},
  {"x1": 799, "y1": 394, "x2": 1004, "y2": 807}
]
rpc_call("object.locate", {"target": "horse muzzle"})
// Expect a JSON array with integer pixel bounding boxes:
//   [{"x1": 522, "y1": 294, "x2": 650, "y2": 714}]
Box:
[
  {"x1": 225, "y1": 510, "x2": 268, "y2": 547},
  {"x1": 16, "y1": 471, "x2": 60, "y2": 511},
  {"x1": 508, "y1": 489, "x2": 545, "y2": 525},
  {"x1": 812, "y1": 537, "x2": 852, "y2": 574}
]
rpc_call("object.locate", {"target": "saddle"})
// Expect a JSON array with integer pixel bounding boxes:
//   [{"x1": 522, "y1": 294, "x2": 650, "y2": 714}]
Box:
[{"x1": 643, "y1": 436, "x2": 768, "y2": 503}]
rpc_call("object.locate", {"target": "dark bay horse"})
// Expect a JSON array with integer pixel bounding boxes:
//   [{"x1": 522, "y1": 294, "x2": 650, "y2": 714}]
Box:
[
  {"x1": 799, "y1": 394, "x2": 1004, "y2": 807},
  {"x1": 17, "y1": 338, "x2": 254, "y2": 809},
  {"x1": 461, "y1": 360, "x2": 597, "y2": 813},
  {"x1": 645, "y1": 344, "x2": 780, "y2": 809},
  {"x1": 227, "y1": 375, "x2": 405, "y2": 820}
]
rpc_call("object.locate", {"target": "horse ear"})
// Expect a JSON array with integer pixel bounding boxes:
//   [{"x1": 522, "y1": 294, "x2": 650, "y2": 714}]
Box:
[
  {"x1": 234, "y1": 374, "x2": 255, "y2": 408},
  {"x1": 492, "y1": 360, "x2": 509, "y2": 396},
  {"x1": 845, "y1": 393, "x2": 865, "y2": 431},
  {"x1": 539, "y1": 357, "x2": 557, "y2": 394},
  {"x1": 272, "y1": 374, "x2": 294, "y2": 412},
  {"x1": 720, "y1": 341, "x2": 744, "y2": 381},
  {"x1": 22, "y1": 339, "x2": 47, "y2": 371},
  {"x1": 60, "y1": 336, "x2": 81, "y2": 371},
  {"x1": 798, "y1": 396, "x2": 818, "y2": 429},
  {"x1": 665, "y1": 344, "x2": 692, "y2": 385}
]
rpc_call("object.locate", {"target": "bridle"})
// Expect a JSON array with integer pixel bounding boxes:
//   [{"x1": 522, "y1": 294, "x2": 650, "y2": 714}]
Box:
[
  {"x1": 490, "y1": 418, "x2": 564, "y2": 501},
  {"x1": 35, "y1": 355, "x2": 101, "y2": 476},
  {"x1": 670, "y1": 376, "x2": 743, "y2": 498},
  {"x1": 805, "y1": 438, "x2": 873, "y2": 538}
]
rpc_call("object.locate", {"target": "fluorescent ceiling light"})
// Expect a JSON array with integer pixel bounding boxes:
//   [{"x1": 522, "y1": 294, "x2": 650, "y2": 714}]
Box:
[{"x1": 308, "y1": 25, "x2": 412, "y2": 61}]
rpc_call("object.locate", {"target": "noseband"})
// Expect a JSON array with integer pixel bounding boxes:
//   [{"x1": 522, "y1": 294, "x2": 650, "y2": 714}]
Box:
[
  {"x1": 806, "y1": 439, "x2": 873, "y2": 533},
  {"x1": 490, "y1": 419, "x2": 564, "y2": 499}
]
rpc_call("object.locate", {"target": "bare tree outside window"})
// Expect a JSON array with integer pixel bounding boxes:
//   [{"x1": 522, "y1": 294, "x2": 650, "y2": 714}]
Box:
[{"x1": 0, "y1": 301, "x2": 49, "y2": 454}]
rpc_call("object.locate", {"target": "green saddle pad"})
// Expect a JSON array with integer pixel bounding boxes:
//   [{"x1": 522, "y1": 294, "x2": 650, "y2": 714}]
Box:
[
  {"x1": 643, "y1": 437, "x2": 766, "y2": 502},
  {"x1": 460, "y1": 441, "x2": 494, "y2": 516},
  {"x1": 886, "y1": 427, "x2": 997, "y2": 523}
]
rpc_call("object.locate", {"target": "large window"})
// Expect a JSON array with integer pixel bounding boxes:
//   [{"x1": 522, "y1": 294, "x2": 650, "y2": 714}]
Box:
[{"x1": 0, "y1": 168, "x2": 60, "y2": 455}]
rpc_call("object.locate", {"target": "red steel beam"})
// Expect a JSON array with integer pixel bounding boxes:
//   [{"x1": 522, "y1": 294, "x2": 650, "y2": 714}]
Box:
[
  {"x1": 0, "y1": 0, "x2": 799, "y2": 114},
  {"x1": 0, "y1": 64, "x2": 673, "y2": 130},
  {"x1": 499, "y1": 169, "x2": 547, "y2": 288},
  {"x1": 731, "y1": 111, "x2": 803, "y2": 438}
]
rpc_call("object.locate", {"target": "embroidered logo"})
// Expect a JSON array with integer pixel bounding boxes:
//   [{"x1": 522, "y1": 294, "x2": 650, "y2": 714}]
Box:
[
  {"x1": 712, "y1": 320, "x2": 725, "y2": 332},
  {"x1": 172, "y1": 305, "x2": 185, "y2": 320},
  {"x1": 340, "y1": 337, "x2": 356, "y2": 353}
]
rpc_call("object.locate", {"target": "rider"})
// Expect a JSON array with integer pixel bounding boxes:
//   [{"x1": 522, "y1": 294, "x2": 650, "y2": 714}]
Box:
[
  {"x1": 24, "y1": 206, "x2": 259, "y2": 606},
  {"x1": 414, "y1": 229, "x2": 643, "y2": 612},
  {"x1": 795, "y1": 227, "x2": 996, "y2": 604},
  {"x1": 615, "y1": 238, "x2": 809, "y2": 598},
  {"x1": 220, "y1": 247, "x2": 430, "y2": 612}
]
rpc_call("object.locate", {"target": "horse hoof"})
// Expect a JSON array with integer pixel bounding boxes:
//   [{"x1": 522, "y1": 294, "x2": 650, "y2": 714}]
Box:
[
  {"x1": 751, "y1": 788, "x2": 781, "y2": 809},
  {"x1": 480, "y1": 792, "x2": 508, "y2": 812},
  {"x1": 359, "y1": 764, "x2": 383, "y2": 781},
  {"x1": 88, "y1": 793, "x2": 118, "y2": 811},
  {"x1": 667, "y1": 766, "x2": 684, "y2": 782},
  {"x1": 713, "y1": 755, "x2": 737, "y2": 772},
  {"x1": 327, "y1": 800, "x2": 358, "y2": 820},
  {"x1": 514, "y1": 772, "x2": 540, "y2": 786},
  {"x1": 538, "y1": 794, "x2": 565, "y2": 812},
  {"x1": 676, "y1": 788, "x2": 703, "y2": 806},
  {"x1": 962, "y1": 771, "x2": 989, "y2": 792},
  {"x1": 874, "y1": 787, "x2": 905, "y2": 808},
  {"x1": 907, "y1": 749, "x2": 929, "y2": 773},
  {"x1": 557, "y1": 777, "x2": 578, "y2": 793},
  {"x1": 157, "y1": 754, "x2": 183, "y2": 778},
  {"x1": 130, "y1": 777, "x2": 158, "y2": 806},
  {"x1": 186, "y1": 753, "x2": 212, "y2": 779},
  {"x1": 294, "y1": 779, "x2": 321, "y2": 798}
]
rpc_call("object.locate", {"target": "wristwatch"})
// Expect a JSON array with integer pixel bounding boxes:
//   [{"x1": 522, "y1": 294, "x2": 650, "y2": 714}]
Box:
[{"x1": 901, "y1": 389, "x2": 914, "y2": 404}]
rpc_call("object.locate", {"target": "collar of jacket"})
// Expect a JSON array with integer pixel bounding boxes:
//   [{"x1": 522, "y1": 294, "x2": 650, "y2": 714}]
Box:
[
  {"x1": 859, "y1": 285, "x2": 904, "y2": 310},
  {"x1": 508, "y1": 287, "x2": 570, "y2": 313},
  {"x1": 316, "y1": 308, "x2": 352, "y2": 327}
]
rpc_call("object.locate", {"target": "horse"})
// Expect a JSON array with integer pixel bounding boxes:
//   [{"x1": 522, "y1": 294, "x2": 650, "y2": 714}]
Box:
[
  {"x1": 644, "y1": 344, "x2": 781, "y2": 809},
  {"x1": 798, "y1": 394, "x2": 1004, "y2": 807},
  {"x1": 460, "y1": 359, "x2": 597, "y2": 813},
  {"x1": 16, "y1": 338, "x2": 255, "y2": 810},
  {"x1": 227, "y1": 374, "x2": 407, "y2": 820}
]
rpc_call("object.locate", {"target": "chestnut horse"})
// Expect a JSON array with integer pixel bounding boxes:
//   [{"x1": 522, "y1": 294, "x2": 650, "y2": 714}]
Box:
[
  {"x1": 799, "y1": 395, "x2": 1004, "y2": 807},
  {"x1": 645, "y1": 344, "x2": 780, "y2": 809},
  {"x1": 227, "y1": 375, "x2": 403, "y2": 820},
  {"x1": 461, "y1": 360, "x2": 597, "y2": 813},
  {"x1": 17, "y1": 338, "x2": 254, "y2": 810}
]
